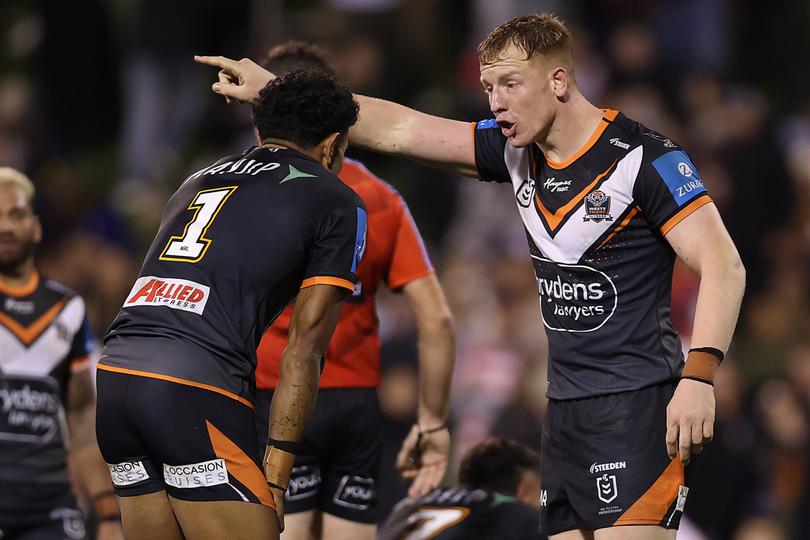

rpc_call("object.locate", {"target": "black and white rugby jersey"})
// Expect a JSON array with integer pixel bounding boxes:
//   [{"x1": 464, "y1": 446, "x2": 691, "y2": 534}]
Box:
[
  {"x1": 0, "y1": 273, "x2": 94, "y2": 483},
  {"x1": 474, "y1": 110, "x2": 712, "y2": 399}
]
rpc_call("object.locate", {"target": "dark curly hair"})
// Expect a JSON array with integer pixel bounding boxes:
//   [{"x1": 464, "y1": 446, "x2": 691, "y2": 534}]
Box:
[
  {"x1": 458, "y1": 437, "x2": 540, "y2": 495},
  {"x1": 251, "y1": 68, "x2": 358, "y2": 149},
  {"x1": 262, "y1": 41, "x2": 336, "y2": 77}
]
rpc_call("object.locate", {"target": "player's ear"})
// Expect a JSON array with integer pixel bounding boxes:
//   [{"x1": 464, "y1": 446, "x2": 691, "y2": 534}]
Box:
[
  {"x1": 551, "y1": 67, "x2": 569, "y2": 101},
  {"x1": 32, "y1": 215, "x2": 42, "y2": 244},
  {"x1": 321, "y1": 132, "x2": 346, "y2": 174}
]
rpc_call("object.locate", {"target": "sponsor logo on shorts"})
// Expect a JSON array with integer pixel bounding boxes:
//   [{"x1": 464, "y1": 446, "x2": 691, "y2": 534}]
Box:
[
  {"x1": 596, "y1": 474, "x2": 618, "y2": 504},
  {"x1": 675, "y1": 485, "x2": 689, "y2": 512},
  {"x1": 163, "y1": 458, "x2": 228, "y2": 489},
  {"x1": 333, "y1": 475, "x2": 375, "y2": 510},
  {"x1": 533, "y1": 257, "x2": 618, "y2": 333},
  {"x1": 108, "y1": 460, "x2": 149, "y2": 486},
  {"x1": 124, "y1": 276, "x2": 210, "y2": 315},
  {"x1": 540, "y1": 489, "x2": 548, "y2": 507},
  {"x1": 49, "y1": 508, "x2": 85, "y2": 540},
  {"x1": 286, "y1": 466, "x2": 321, "y2": 501},
  {"x1": 516, "y1": 178, "x2": 536, "y2": 208},
  {"x1": 583, "y1": 190, "x2": 613, "y2": 222},
  {"x1": 589, "y1": 461, "x2": 627, "y2": 475}
]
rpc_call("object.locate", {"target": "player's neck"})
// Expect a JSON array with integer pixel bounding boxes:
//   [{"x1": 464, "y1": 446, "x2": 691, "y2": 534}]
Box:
[
  {"x1": 537, "y1": 94, "x2": 604, "y2": 165},
  {"x1": 261, "y1": 138, "x2": 321, "y2": 163},
  {"x1": 0, "y1": 259, "x2": 36, "y2": 290}
]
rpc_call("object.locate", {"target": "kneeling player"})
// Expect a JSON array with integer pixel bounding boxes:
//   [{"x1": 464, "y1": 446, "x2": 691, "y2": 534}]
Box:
[
  {"x1": 95, "y1": 70, "x2": 366, "y2": 540},
  {"x1": 380, "y1": 437, "x2": 543, "y2": 540}
]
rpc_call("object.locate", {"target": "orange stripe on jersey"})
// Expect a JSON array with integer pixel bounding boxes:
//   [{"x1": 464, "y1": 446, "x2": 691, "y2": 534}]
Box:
[
  {"x1": 597, "y1": 206, "x2": 641, "y2": 250},
  {"x1": 0, "y1": 297, "x2": 67, "y2": 346},
  {"x1": 546, "y1": 109, "x2": 619, "y2": 170},
  {"x1": 613, "y1": 458, "x2": 684, "y2": 526},
  {"x1": 534, "y1": 159, "x2": 618, "y2": 232},
  {"x1": 300, "y1": 276, "x2": 355, "y2": 292},
  {"x1": 96, "y1": 363, "x2": 254, "y2": 409},
  {"x1": 0, "y1": 271, "x2": 39, "y2": 297},
  {"x1": 206, "y1": 421, "x2": 274, "y2": 507},
  {"x1": 660, "y1": 195, "x2": 713, "y2": 236}
]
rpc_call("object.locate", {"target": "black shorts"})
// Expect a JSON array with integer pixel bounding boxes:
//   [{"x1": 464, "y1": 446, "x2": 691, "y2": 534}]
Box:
[
  {"x1": 539, "y1": 382, "x2": 688, "y2": 535},
  {"x1": 95, "y1": 369, "x2": 273, "y2": 508},
  {"x1": 255, "y1": 387, "x2": 382, "y2": 523},
  {"x1": 0, "y1": 482, "x2": 87, "y2": 540}
]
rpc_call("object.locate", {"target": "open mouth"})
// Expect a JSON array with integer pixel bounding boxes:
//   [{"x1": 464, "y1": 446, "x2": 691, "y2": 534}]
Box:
[{"x1": 497, "y1": 120, "x2": 516, "y2": 138}]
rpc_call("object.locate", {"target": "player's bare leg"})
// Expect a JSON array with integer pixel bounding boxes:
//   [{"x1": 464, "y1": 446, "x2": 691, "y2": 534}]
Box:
[
  {"x1": 169, "y1": 496, "x2": 280, "y2": 539},
  {"x1": 281, "y1": 510, "x2": 318, "y2": 540},
  {"x1": 320, "y1": 513, "x2": 375, "y2": 540},
  {"x1": 594, "y1": 525, "x2": 676, "y2": 539},
  {"x1": 117, "y1": 492, "x2": 183, "y2": 540}
]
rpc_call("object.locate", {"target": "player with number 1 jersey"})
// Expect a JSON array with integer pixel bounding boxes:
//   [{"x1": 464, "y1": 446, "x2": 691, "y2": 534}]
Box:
[{"x1": 95, "y1": 70, "x2": 367, "y2": 540}]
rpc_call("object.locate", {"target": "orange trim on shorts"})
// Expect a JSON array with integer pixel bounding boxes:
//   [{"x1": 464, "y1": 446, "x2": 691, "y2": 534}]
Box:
[
  {"x1": 0, "y1": 271, "x2": 39, "y2": 297},
  {"x1": 96, "y1": 363, "x2": 254, "y2": 409},
  {"x1": 206, "y1": 421, "x2": 274, "y2": 508},
  {"x1": 546, "y1": 109, "x2": 619, "y2": 170},
  {"x1": 660, "y1": 195, "x2": 713, "y2": 235},
  {"x1": 300, "y1": 276, "x2": 354, "y2": 292},
  {"x1": 613, "y1": 458, "x2": 684, "y2": 526}
]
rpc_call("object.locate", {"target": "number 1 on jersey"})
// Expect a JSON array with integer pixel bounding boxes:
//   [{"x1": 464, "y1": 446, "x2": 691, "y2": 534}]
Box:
[{"x1": 160, "y1": 186, "x2": 238, "y2": 263}]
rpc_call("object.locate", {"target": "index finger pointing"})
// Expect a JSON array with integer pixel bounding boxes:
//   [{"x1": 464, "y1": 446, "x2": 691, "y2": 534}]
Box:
[{"x1": 194, "y1": 55, "x2": 238, "y2": 70}]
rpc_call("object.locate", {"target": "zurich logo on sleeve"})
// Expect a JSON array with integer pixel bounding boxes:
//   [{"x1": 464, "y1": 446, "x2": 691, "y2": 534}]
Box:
[
  {"x1": 476, "y1": 118, "x2": 498, "y2": 130},
  {"x1": 352, "y1": 207, "x2": 368, "y2": 273},
  {"x1": 652, "y1": 151, "x2": 705, "y2": 205}
]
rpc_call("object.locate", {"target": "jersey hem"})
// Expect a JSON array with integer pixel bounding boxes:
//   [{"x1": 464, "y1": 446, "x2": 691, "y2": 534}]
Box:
[{"x1": 96, "y1": 363, "x2": 254, "y2": 409}]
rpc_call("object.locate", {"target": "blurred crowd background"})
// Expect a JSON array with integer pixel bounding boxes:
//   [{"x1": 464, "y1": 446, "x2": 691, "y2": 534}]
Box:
[{"x1": 1, "y1": 0, "x2": 809, "y2": 538}]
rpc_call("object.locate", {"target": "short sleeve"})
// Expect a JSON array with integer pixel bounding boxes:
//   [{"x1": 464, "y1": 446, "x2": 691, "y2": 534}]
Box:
[
  {"x1": 69, "y1": 311, "x2": 95, "y2": 372},
  {"x1": 386, "y1": 193, "x2": 434, "y2": 290},
  {"x1": 473, "y1": 119, "x2": 511, "y2": 183},
  {"x1": 302, "y1": 197, "x2": 367, "y2": 293},
  {"x1": 634, "y1": 141, "x2": 713, "y2": 234}
]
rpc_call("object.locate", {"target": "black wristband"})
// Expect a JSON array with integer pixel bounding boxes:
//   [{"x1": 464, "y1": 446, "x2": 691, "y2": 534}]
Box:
[
  {"x1": 268, "y1": 481, "x2": 286, "y2": 491},
  {"x1": 680, "y1": 375, "x2": 714, "y2": 386},
  {"x1": 267, "y1": 437, "x2": 300, "y2": 454},
  {"x1": 418, "y1": 422, "x2": 447, "y2": 435},
  {"x1": 688, "y1": 347, "x2": 724, "y2": 362}
]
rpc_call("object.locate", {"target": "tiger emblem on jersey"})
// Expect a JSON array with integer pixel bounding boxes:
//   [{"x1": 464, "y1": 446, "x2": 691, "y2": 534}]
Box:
[{"x1": 583, "y1": 190, "x2": 613, "y2": 223}]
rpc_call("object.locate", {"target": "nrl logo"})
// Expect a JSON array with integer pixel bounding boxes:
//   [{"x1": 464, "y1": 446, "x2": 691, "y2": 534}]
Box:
[
  {"x1": 597, "y1": 474, "x2": 618, "y2": 504},
  {"x1": 515, "y1": 178, "x2": 535, "y2": 208},
  {"x1": 583, "y1": 190, "x2": 613, "y2": 222}
]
